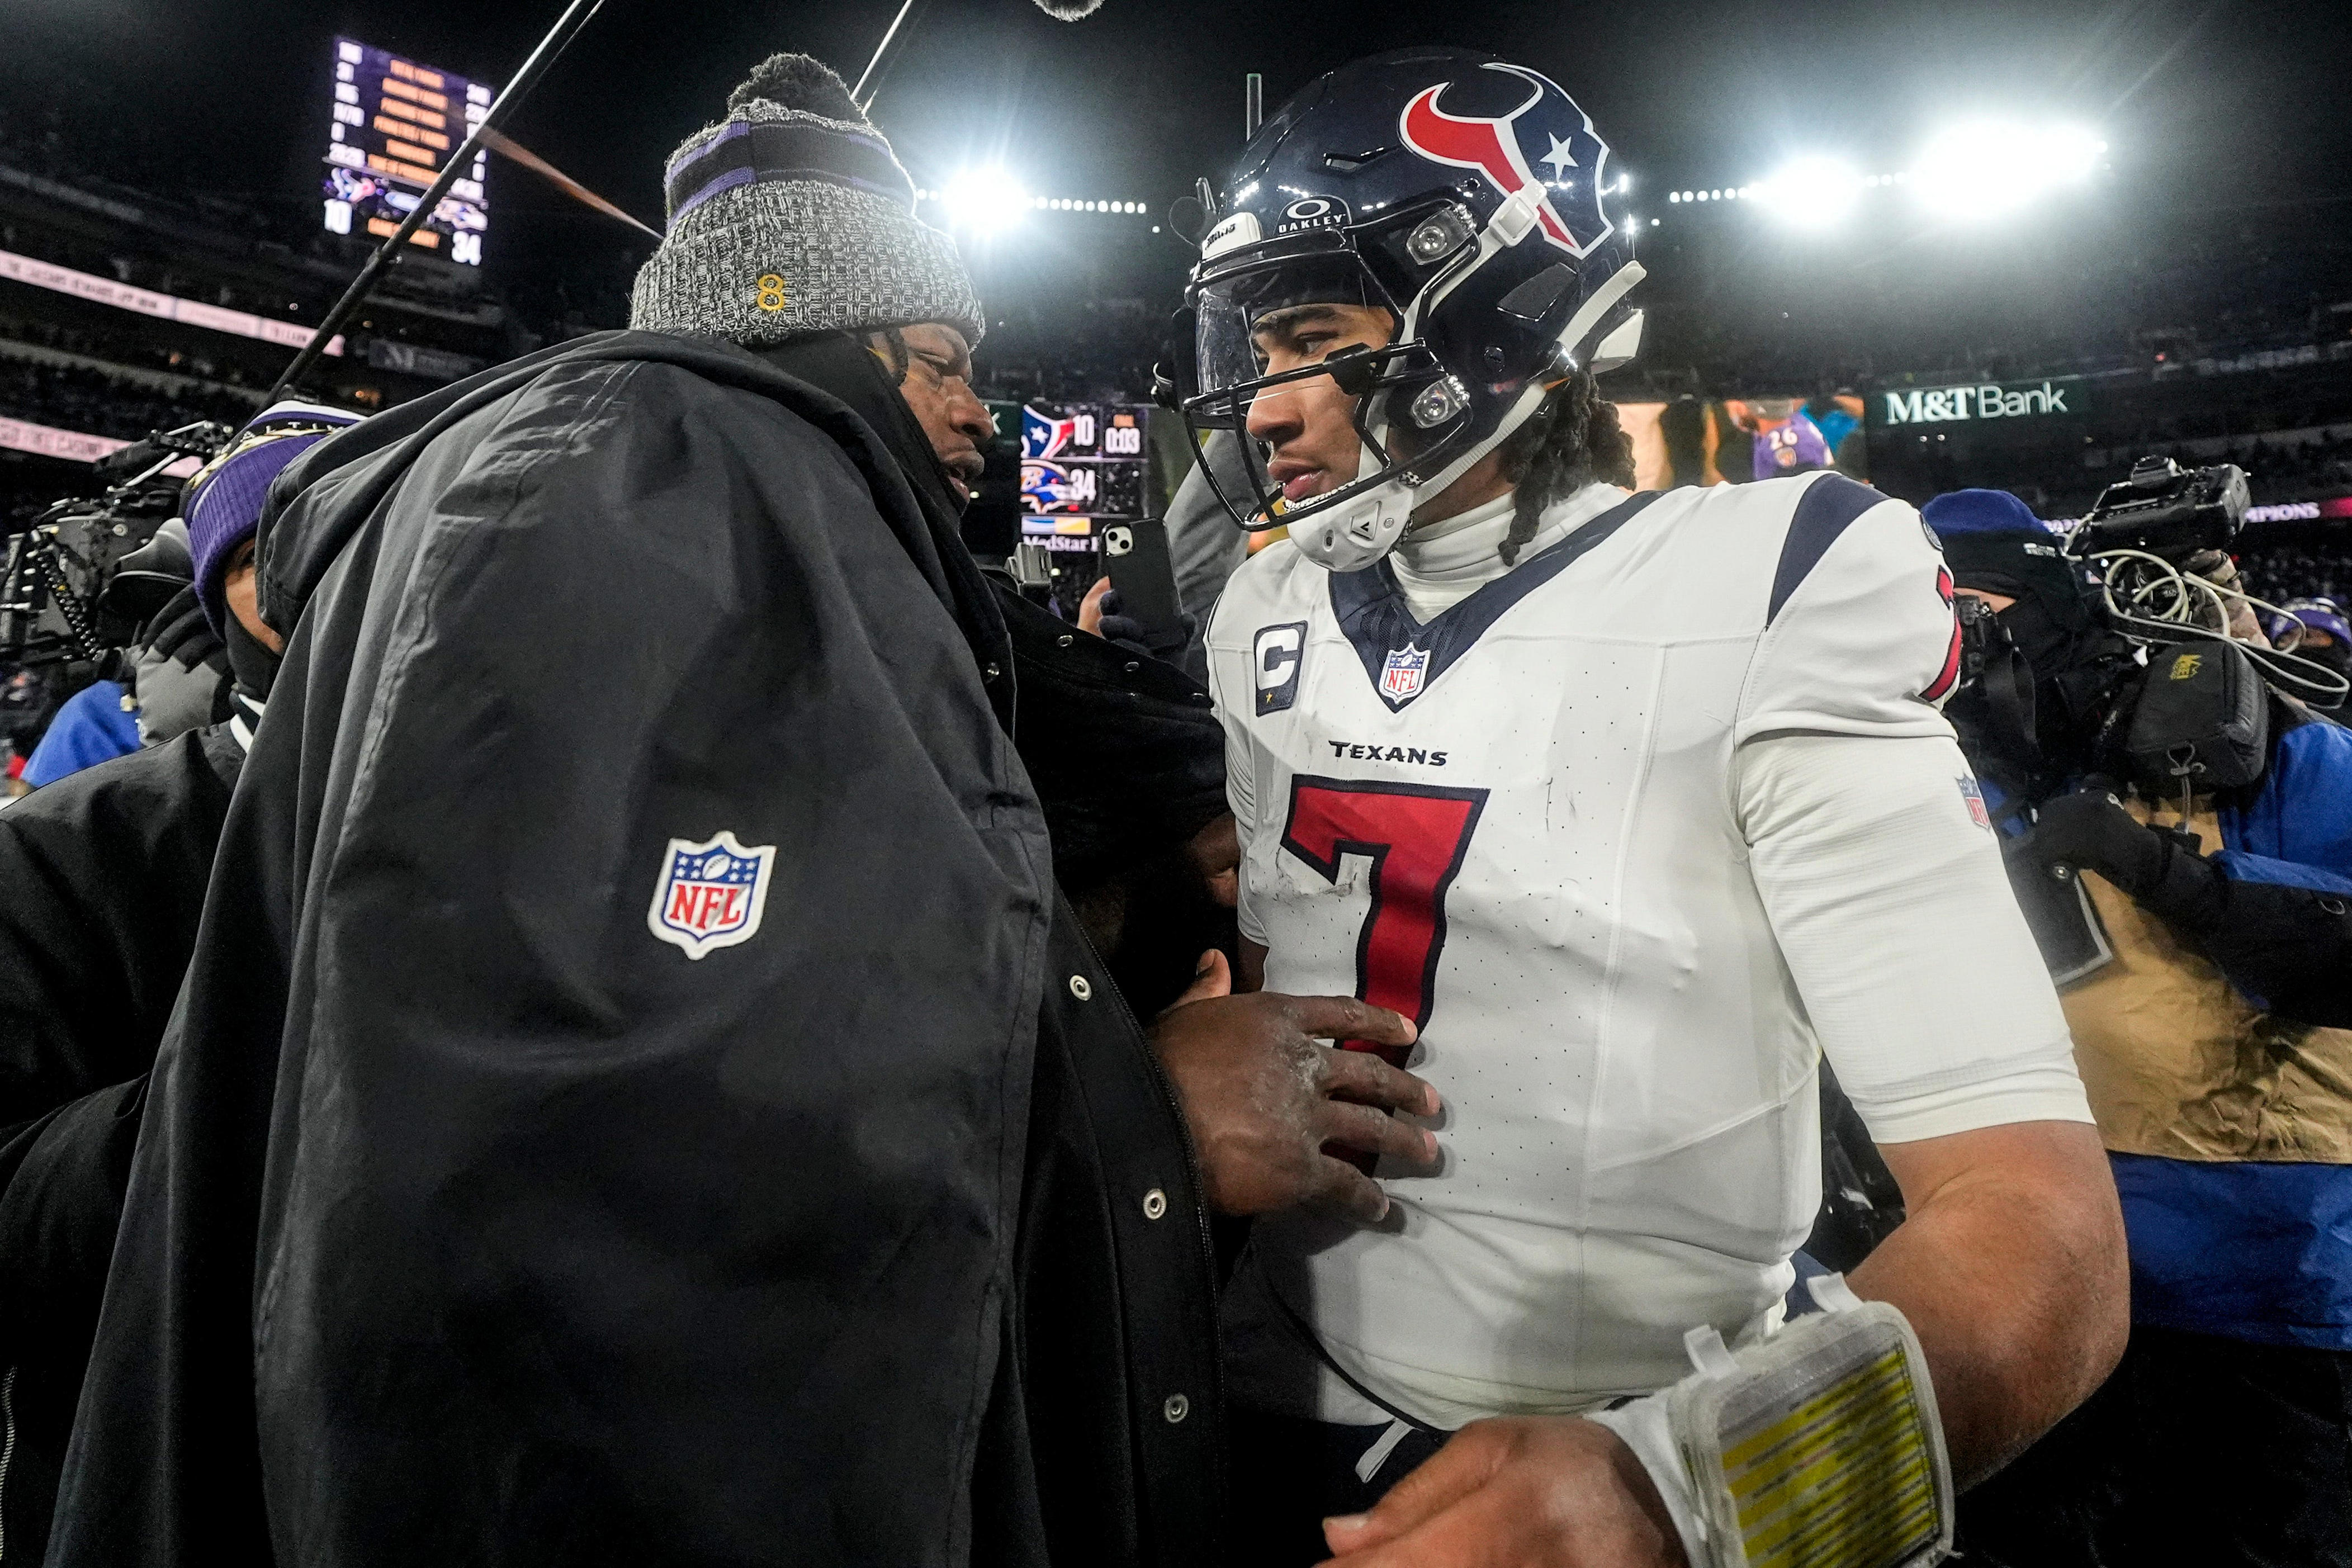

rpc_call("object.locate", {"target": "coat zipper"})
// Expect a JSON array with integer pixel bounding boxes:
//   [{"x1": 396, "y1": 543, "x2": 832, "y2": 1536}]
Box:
[{"x1": 1, "y1": 1363, "x2": 17, "y2": 1563}]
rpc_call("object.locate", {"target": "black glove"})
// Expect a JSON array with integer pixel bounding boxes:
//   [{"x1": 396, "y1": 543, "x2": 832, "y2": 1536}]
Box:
[
  {"x1": 140, "y1": 585, "x2": 226, "y2": 674},
  {"x1": 2027, "y1": 789, "x2": 2352, "y2": 1025},
  {"x1": 1096, "y1": 587, "x2": 1196, "y2": 664},
  {"x1": 2023, "y1": 790, "x2": 2174, "y2": 898},
  {"x1": 2023, "y1": 787, "x2": 2223, "y2": 924}
]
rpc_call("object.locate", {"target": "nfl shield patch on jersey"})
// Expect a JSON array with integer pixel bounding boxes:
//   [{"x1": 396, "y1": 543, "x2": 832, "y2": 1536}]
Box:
[
  {"x1": 1380, "y1": 642, "x2": 1430, "y2": 705},
  {"x1": 1957, "y1": 775, "x2": 1992, "y2": 831},
  {"x1": 647, "y1": 830, "x2": 777, "y2": 959}
]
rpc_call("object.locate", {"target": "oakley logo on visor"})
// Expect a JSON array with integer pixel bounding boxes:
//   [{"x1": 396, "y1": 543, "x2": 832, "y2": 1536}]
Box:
[{"x1": 1277, "y1": 195, "x2": 1352, "y2": 234}]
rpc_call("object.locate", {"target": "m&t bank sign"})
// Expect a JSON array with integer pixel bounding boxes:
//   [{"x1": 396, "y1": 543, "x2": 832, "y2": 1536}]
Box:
[{"x1": 1878, "y1": 379, "x2": 2085, "y2": 426}]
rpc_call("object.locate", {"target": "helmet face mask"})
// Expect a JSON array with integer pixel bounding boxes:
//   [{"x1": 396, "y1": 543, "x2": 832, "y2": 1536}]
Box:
[
  {"x1": 1176, "y1": 49, "x2": 1643, "y2": 572},
  {"x1": 1182, "y1": 232, "x2": 1466, "y2": 539}
]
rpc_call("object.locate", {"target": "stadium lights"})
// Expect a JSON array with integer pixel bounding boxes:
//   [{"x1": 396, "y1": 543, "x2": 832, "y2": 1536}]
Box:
[
  {"x1": 1909, "y1": 121, "x2": 2107, "y2": 220},
  {"x1": 1757, "y1": 157, "x2": 1863, "y2": 228},
  {"x1": 936, "y1": 167, "x2": 1030, "y2": 233},
  {"x1": 914, "y1": 187, "x2": 1151, "y2": 220},
  {"x1": 1655, "y1": 121, "x2": 2103, "y2": 229}
]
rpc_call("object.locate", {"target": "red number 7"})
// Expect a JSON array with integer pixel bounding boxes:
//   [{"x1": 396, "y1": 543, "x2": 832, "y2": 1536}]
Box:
[{"x1": 1279, "y1": 776, "x2": 1489, "y2": 1065}]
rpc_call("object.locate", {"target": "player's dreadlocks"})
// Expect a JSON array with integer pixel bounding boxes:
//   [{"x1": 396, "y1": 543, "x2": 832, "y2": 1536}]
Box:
[{"x1": 1496, "y1": 369, "x2": 1636, "y2": 565}]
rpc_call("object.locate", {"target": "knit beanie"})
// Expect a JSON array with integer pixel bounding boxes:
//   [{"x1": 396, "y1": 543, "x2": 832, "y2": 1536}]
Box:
[
  {"x1": 1919, "y1": 487, "x2": 2046, "y2": 544},
  {"x1": 629, "y1": 54, "x2": 983, "y2": 347},
  {"x1": 2281, "y1": 597, "x2": 2352, "y2": 649},
  {"x1": 1918, "y1": 486, "x2": 2109, "y2": 650},
  {"x1": 184, "y1": 401, "x2": 361, "y2": 637}
]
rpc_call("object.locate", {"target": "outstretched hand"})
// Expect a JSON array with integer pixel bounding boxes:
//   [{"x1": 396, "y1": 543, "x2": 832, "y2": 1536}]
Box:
[{"x1": 1148, "y1": 951, "x2": 1439, "y2": 1223}]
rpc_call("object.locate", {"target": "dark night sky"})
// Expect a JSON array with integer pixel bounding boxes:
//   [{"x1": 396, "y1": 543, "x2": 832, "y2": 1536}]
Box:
[{"x1": 2, "y1": 0, "x2": 2347, "y2": 319}]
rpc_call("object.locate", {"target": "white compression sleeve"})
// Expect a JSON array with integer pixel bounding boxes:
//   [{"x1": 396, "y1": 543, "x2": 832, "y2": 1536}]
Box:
[{"x1": 1738, "y1": 732, "x2": 2092, "y2": 1144}]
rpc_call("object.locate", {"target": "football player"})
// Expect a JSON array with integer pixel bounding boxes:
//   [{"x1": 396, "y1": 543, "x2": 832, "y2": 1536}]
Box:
[{"x1": 1178, "y1": 48, "x2": 2130, "y2": 1568}]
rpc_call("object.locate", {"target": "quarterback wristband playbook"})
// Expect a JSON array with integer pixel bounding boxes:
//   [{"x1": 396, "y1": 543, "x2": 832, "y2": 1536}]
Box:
[{"x1": 1589, "y1": 1275, "x2": 1953, "y2": 1568}]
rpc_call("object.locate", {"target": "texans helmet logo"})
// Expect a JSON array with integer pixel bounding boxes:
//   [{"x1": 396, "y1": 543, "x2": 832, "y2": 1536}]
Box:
[{"x1": 1399, "y1": 63, "x2": 1611, "y2": 258}]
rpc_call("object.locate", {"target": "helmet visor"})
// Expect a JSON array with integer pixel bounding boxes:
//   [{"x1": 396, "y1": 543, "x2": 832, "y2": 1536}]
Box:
[{"x1": 1184, "y1": 244, "x2": 1449, "y2": 532}]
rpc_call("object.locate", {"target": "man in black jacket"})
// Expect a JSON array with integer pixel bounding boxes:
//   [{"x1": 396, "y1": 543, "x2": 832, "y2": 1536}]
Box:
[
  {"x1": 0, "y1": 400, "x2": 354, "y2": 1562},
  {"x1": 49, "y1": 55, "x2": 1438, "y2": 1568}
]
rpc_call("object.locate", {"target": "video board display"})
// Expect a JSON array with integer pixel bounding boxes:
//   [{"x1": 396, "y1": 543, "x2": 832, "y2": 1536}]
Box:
[
  {"x1": 1617, "y1": 396, "x2": 1868, "y2": 489},
  {"x1": 1020, "y1": 401, "x2": 1150, "y2": 547},
  {"x1": 320, "y1": 37, "x2": 493, "y2": 266}
]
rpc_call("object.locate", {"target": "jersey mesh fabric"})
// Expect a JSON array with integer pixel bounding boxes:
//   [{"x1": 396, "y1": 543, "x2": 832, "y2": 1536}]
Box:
[{"x1": 1208, "y1": 472, "x2": 2089, "y2": 1427}]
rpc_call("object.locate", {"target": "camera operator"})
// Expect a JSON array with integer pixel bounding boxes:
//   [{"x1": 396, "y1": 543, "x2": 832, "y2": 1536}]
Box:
[
  {"x1": 14, "y1": 536, "x2": 239, "y2": 786},
  {"x1": 0, "y1": 400, "x2": 351, "y2": 1563},
  {"x1": 117, "y1": 522, "x2": 238, "y2": 749},
  {"x1": 1924, "y1": 485, "x2": 2352, "y2": 1566},
  {"x1": 8, "y1": 442, "x2": 236, "y2": 789},
  {"x1": 2277, "y1": 596, "x2": 2352, "y2": 687}
]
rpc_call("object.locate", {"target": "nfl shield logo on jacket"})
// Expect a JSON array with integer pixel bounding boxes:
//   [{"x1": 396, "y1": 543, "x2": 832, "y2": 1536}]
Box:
[{"x1": 647, "y1": 830, "x2": 777, "y2": 958}]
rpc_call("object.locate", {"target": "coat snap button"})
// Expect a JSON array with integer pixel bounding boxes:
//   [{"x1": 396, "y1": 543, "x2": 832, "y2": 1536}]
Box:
[
  {"x1": 1057, "y1": 633, "x2": 1075, "y2": 647},
  {"x1": 1068, "y1": 975, "x2": 1093, "y2": 1001},
  {"x1": 1142, "y1": 1188, "x2": 1167, "y2": 1220},
  {"x1": 1163, "y1": 1393, "x2": 1189, "y2": 1424}
]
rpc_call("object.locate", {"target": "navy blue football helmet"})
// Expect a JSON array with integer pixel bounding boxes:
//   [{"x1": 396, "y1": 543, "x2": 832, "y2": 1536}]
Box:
[{"x1": 1176, "y1": 48, "x2": 1644, "y2": 571}]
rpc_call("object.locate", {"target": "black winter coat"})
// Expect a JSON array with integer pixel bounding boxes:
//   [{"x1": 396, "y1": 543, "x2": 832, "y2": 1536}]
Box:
[
  {"x1": 0, "y1": 727, "x2": 241, "y2": 1564},
  {"x1": 0, "y1": 726, "x2": 242, "y2": 1131},
  {"x1": 47, "y1": 333, "x2": 1224, "y2": 1567}
]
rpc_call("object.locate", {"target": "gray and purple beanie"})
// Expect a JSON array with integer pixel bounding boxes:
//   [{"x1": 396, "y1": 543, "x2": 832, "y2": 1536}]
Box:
[{"x1": 628, "y1": 54, "x2": 982, "y2": 348}]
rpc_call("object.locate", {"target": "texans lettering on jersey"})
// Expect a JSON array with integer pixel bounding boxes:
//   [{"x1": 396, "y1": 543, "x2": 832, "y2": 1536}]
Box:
[{"x1": 1206, "y1": 473, "x2": 1964, "y2": 1427}]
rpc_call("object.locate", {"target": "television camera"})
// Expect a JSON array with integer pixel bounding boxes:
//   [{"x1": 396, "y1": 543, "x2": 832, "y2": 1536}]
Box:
[
  {"x1": 2062, "y1": 455, "x2": 2345, "y2": 713},
  {"x1": 0, "y1": 421, "x2": 235, "y2": 676}
]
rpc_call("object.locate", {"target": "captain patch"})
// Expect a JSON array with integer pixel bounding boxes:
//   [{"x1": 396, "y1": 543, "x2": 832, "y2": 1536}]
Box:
[{"x1": 1255, "y1": 622, "x2": 1307, "y2": 716}]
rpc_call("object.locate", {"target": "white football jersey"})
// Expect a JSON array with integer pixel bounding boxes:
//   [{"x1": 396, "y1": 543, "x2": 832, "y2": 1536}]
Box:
[{"x1": 1206, "y1": 472, "x2": 2079, "y2": 1428}]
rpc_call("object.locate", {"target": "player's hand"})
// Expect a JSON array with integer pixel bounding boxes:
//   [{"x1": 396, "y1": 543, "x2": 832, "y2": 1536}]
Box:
[
  {"x1": 1185, "y1": 813, "x2": 1240, "y2": 909},
  {"x1": 1322, "y1": 1417, "x2": 1688, "y2": 1568},
  {"x1": 1148, "y1": 951, "x2": 1437, "y2": 1223}
]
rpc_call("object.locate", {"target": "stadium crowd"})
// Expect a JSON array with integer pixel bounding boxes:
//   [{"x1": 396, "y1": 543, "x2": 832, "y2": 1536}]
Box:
[
  {"x1": 0, "y1": 355, "x2": 254, "y2": 439},
  {"x1": 2, "y1": 37, "x2": 2351, "y2": 1568}
]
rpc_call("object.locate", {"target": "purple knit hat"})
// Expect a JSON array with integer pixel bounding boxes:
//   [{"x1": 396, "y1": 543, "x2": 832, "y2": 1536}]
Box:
[
  {"x1": 2282, "y1": 598, "x2": 2352, "y2": 649},
  {"x1": 184, "y1": 400, "x2": 359, "y2": 637}
]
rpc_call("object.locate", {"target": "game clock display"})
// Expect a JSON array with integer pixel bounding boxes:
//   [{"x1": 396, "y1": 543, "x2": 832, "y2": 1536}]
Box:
[
  {"x1": 320, "y1": 37, "x2": 493, "y2": 266},
  {"x1": 1019, "y1": 401, "x2": 1149, "y2": 548}
]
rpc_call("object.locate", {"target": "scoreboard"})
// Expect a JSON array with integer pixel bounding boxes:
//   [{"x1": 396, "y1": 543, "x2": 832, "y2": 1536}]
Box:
[
  {"x1": 321, "y1": 37, "x2": 493, "y2": 266},
  {"x1": 1019, "y1": 401, "x2": 1151, "y2": 548}
]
